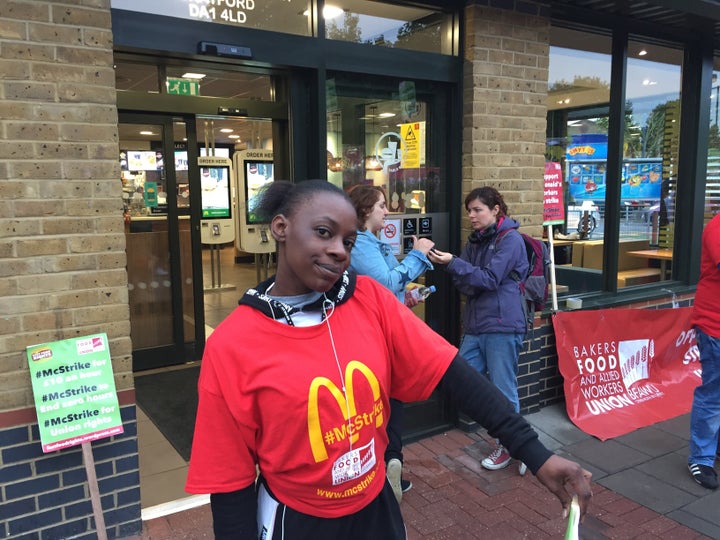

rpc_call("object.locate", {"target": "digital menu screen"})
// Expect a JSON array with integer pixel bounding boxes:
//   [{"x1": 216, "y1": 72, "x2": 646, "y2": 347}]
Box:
[
  {"x1": 200, "y1": 166, "x2": 231, "y2": 218},
  {"x1": 245, "y1": 160, "x2": 274, "y2": 224}
]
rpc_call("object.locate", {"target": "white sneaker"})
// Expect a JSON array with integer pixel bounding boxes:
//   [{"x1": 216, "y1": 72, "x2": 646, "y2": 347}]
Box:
[
  {"x1": 481, "y1": 446, "x2": 511, "y2": 470},
  {"x1": 386, "y1": 458, "x2": 403, "y2": 503}
]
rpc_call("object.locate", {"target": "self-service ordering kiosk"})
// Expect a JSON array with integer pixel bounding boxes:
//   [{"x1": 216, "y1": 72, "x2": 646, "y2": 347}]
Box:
[
  {"x1": 234, "y1": 149, "x2": 275, "y2": 254},
  {"x1": 234, "y1": 149, "x2": 275, "y2": 280},
  {"x1": 198, "y1": 155, "x2": 236, "y2": 290},
  {"x1": 198, "y1": 156, "x2": 235, "y2": 244}
]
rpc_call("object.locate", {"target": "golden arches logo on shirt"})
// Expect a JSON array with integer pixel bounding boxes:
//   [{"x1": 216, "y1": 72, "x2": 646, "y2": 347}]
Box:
[{"x1": 307, "y1": 360, "x2": 384, "y2": 463}]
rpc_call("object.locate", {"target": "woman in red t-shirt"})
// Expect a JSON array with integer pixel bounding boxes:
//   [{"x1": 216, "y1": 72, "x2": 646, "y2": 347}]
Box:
[{"x1": 186, "y1": 179, "x2": 593, "y2": 539}]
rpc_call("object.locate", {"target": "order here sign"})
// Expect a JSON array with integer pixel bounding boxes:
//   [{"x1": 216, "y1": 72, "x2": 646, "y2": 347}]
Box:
[{"x1": 27, "y1": 333, "x2": 123, "y2": 453}]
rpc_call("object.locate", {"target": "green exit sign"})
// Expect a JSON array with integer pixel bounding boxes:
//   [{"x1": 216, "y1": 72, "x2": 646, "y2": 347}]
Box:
[{"x1": 166, "y1": 78, "x2": 200, "y2": 96}]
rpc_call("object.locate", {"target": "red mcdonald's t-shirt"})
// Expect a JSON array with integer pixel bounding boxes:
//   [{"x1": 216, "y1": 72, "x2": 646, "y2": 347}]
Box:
[{"x1": 186, "y1": 276, "x2": 456, "y2": 518}]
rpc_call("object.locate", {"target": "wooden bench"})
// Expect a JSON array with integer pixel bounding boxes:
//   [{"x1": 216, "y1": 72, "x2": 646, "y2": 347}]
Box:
[{"x1": 617, "y1": 268, "x2": 662, "y2": 287}]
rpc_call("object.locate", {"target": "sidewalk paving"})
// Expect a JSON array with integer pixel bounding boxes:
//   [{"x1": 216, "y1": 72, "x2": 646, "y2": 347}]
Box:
[{"x1": 137, "y1": 404, "x2": 719, "y2": 539}]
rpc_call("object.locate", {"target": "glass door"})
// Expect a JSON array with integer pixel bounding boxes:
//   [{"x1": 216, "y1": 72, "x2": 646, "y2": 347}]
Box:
[
  {"x1": 326, "y1": 73, "x2": 457, "y2": 440},
  {"x1": 119, "y1": 114, "x2": 204, "y2": 370}
]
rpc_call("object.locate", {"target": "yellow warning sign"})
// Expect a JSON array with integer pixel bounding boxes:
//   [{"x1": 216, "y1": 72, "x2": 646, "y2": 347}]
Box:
[{"x1": 400, "y1": 122, "x2": 423, "y2": 168}]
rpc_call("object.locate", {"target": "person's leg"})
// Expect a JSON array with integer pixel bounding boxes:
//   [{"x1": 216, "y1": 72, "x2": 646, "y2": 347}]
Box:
[
  {"x1": 385, "y1": 399, "x2": 410, "y2": 502},
  {"x1": 385, "y1": 399, "x2": 404, "y2": 463},
  {"x1": 688, "y1": 327, "x2": 720, "y2": 489},
  {"x1": 458, "y1": 333, "x2": 489, "y2": 432},
  {"x1": 458, "y1": 334, "x2": 486, "y2": 377},
  {"x1": 479, "y1": 333, "x2": 523, "y2": 471},
  {"x1": 484, "y1": 332, "x2": 523, "y2": 413}
]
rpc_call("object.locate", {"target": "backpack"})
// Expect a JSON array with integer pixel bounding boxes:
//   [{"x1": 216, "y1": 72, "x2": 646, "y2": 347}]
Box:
[{"x1": 496, "y1": 229, "x2": 551, "y2": 332}]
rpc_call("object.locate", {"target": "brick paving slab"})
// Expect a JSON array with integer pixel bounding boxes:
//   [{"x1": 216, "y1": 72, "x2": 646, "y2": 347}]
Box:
[{"x1": 136, "y1": 415, "x2": 716, "y2": 539}]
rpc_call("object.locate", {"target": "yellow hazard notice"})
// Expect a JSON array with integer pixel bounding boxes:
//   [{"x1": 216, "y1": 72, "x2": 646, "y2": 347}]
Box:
[{"x1": 400, "y1": 122, "x2": 422, "y2": 168}]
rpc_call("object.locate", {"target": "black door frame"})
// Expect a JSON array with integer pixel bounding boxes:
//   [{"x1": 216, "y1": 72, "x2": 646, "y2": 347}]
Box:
[{"x1": 120, "y1": 112, "x2": 204, "y2": 370}]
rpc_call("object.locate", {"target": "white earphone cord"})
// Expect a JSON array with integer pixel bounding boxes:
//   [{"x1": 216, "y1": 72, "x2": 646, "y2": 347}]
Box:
[{"x1": 322, "y1": 297, "x2": 353, "y2": 453}]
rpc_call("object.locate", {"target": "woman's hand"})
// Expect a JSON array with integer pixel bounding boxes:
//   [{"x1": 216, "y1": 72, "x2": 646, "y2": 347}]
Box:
[
  {"x1": 412, "y1": 235, "x2": 435, "y2": 256},
  {"x1": 535, "y1": 455, "x2": 593, "y2": 521},
  {"x1": 427, "y1": 248, "x2": 454, "y2": 265},
  {"x1": 404, "y1": 290, "x2": 420, "y2": 307}
]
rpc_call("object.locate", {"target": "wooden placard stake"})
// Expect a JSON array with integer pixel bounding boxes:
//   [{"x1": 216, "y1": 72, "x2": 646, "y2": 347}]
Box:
[
  {"x1": 82, "y1": 442, "x2": 108, "y2": 540},
  {"x1": 547, "y1": 224, "x2": 559, "y2": 311}
]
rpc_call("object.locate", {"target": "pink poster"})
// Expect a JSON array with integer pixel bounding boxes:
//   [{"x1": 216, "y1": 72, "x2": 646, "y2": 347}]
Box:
[{"x1": 544, "y1": 162, "x2": 565, "y2": 225}]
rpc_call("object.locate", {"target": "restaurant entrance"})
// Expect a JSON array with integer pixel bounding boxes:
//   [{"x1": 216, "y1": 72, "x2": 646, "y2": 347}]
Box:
[{"x1": 120, "y1": 113, "x2": 203, "y2": 371}]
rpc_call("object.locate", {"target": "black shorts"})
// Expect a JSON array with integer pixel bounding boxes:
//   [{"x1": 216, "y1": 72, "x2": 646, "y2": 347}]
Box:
[{"x1": 258, "y1": 479, "x2": 406, "y2": 540}]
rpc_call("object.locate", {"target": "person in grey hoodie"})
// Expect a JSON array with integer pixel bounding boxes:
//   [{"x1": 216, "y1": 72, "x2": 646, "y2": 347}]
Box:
[{"x1": 429, "y1": 186, "x2": 529, "y2": 472}]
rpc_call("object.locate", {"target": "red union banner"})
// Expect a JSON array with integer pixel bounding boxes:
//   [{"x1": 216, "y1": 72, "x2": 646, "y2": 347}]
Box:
[{"x1": 553, "y1": 308, "x2": 701, "y2": 441}]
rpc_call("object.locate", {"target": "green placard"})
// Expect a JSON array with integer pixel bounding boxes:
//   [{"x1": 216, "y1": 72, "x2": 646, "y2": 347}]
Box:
[
  {"x1": 166, "y1": 77, "x2": 200, "y2": 96},
  {"x1": 144, "y1": 181, "x2": 158, "y2": 207},
  {"x1": 27, "y1": 333, "x2": 123, "y2": 453}
]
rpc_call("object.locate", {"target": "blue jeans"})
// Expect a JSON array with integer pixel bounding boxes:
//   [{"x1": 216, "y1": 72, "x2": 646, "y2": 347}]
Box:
[
  {"x1": 459, "y1": 333, "x2": 523, "y2": 413},
  {"x1": 689, "y1": 327, "x2": 720, "y2": 467}
]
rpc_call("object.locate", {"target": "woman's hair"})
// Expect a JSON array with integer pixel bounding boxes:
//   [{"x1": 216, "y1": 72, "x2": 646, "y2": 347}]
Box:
[
  {"x1": 348, "y1": 185, "x2": 386, "y2": 230},
  {"x1": 255, "y1": 179, "x2": 350, "y2": 222},
  {"x1": 464, "y1": 186, "x2": 508, "y2": 217}
]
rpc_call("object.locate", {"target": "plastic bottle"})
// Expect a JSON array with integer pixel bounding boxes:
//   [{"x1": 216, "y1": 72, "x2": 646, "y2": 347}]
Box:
[{"x1": 409, "y1": 285, "x2": 436, "y2": 302}]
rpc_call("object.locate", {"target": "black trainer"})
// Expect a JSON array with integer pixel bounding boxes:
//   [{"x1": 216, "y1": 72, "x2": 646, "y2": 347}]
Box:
[
  {"x1": 688, "y1": 463, "x2": 719, "y2": 490},
  {"x1": 401, "y1": 478, "x2": 412, "y2": 493}
]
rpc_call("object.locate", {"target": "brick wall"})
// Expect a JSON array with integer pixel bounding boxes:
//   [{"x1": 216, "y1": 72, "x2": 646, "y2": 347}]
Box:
[
  {"x1": 463, "y1": 0, "x2": 550, "y2": 240},
  {"x1": 462, "y1": 0, "x2": 556, "y2": 409},
  {"x1": 0, "y1": 405, "x2": 139, "y2": 539},
  {"x1": 0, "y1": 0, "x2": 140, "y2": 537}
]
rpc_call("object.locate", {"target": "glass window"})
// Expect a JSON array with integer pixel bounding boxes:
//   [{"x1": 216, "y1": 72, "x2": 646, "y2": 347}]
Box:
[
  {"x1": 115, "y1": 60, "x2": 274, "y2": 101},
  {"x1": 165, "y1": 67, "x2": 273, "y2": 100},
  {"x1": 111, "y1": 0, "x2": 312, "y2": 37},
  {"x1": 120, "y1": 122, "x2": 175, "y2": 350},
  {"x1": 547, "y1": 28, "x2": 683, "y2": 294},
  {"x1": 547, "y1": 29, "x2": 611, "y2": 294},
  {"x1": 326, "y1": 75, "x2": 447, "y2": 214},
  {"x1": 325, "y1": 73, "x2": 453, "y2": 373},
  {"x1": 705, "y1": 63, "x2": 720, "y2": 223},
  {"x1": 618, "y1": 41, "x2": 682, "y2": 285},
  {"x1": 115, "y1": 61, "x2": 159, "y2": 93},
  {"x1": 324, "y1": 1, "x2": 455, "y2": 55}
]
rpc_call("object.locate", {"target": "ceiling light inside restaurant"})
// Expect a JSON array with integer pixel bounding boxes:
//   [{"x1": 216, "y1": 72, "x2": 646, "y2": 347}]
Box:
[
  {"x1": 638, "y1": 49, "x2": 647, "y2": 56},
  {"x1": 378, "y1": 112, "x2": 396, "y2": 118},
  {"x1": 365, "y1": 156, "x2": 382, "y2": 171},
  {"x1": 181, "y1": 72, "x2": 206, "y2": 79},
  {"x1": 139, "y1": 130, "x2": 154, "y2": 135},
  {"x1": 220, "y1": 128, "x2": 234, "y2": 133}
]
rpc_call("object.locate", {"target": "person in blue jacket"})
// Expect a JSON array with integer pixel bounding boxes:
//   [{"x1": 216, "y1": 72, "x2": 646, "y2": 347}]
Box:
[
  {"x1": 429, "y1": 186, "x2": 529, "y2": 473},
  {"x1": 348, "y1": 184, "x2": 434, "y2": 503},
  {"x1": 348, "y1": 185, "x2": 434, "y2": 306}
]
